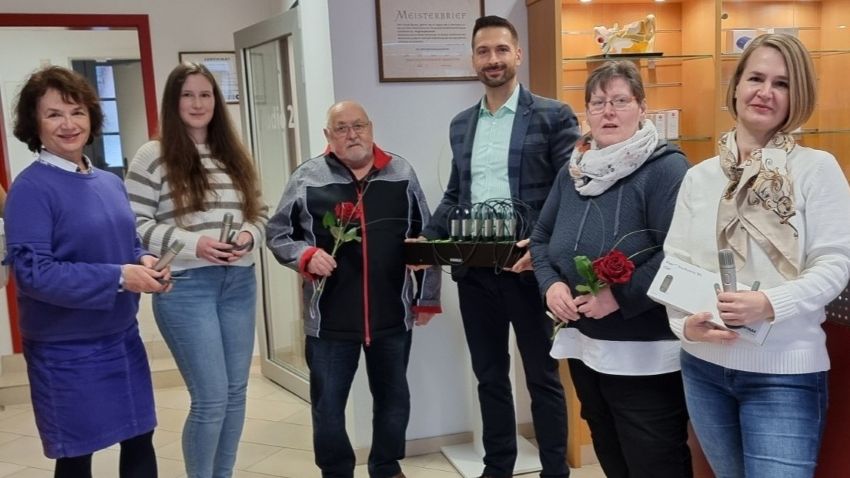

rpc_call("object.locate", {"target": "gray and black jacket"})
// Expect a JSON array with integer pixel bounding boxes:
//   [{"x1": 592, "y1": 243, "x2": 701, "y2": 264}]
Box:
[{"x1": 266, "y1": 146, "x2": 441, "y2": 343}]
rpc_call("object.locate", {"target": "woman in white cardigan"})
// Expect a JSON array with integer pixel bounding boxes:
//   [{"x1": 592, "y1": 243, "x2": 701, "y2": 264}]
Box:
[{"x1": 664, "y1": 34, "x2": 850, "y2": 478}]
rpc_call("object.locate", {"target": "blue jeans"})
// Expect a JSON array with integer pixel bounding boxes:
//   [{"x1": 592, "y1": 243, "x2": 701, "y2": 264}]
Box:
[
  {"x1": 153, "y1": 265, "x2": 256, "y2": 478},
  {"x1": 681, "y1": 351, "x2": 828, "y2": 478},
  {"x1": 305, "y1": 331, "x2": 412, "y2": 478}
]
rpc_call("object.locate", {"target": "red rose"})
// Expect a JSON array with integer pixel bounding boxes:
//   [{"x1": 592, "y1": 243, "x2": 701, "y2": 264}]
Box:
[
  {"x1": 334, "y1": 202, "x2": 361, "y2": 223},
  {"x1": 592, "y1": 249, "x2": 634, "y2": 285}
]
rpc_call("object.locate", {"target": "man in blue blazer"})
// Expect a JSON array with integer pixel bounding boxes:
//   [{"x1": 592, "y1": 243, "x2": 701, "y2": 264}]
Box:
[{"x1": 422, "y1": 15, "x2": 580, "y2": 478}]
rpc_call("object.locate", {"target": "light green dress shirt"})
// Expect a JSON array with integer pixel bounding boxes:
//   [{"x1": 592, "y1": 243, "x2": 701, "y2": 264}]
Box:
[{"x1": 470, "y1": 85, "x2": 519, "y2": 205}]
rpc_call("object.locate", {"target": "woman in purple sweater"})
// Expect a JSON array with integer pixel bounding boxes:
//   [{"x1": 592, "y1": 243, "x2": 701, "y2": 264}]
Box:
[{"x1": 3, "y1": 66, "x2": 168, "y2": 478}]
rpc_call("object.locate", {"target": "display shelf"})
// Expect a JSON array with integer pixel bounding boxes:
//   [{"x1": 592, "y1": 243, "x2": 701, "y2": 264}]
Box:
[
  {"x1": 563, "y1": 53, "x2": 713, "y2": 63},
  {"x1": 529, "y1": 0, "x2": 850, "y2": 168}
]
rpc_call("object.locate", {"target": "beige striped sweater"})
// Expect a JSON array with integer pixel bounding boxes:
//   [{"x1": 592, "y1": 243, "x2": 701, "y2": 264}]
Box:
[{"x1": 125, "y1": 140, "x2": 269, "y2": 271}]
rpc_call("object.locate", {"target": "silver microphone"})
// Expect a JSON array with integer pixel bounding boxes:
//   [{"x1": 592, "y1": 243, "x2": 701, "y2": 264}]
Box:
[
  {"x1": 153, "y1": 240, "x2": 185, "y2": 272},
  {"x1": 219, "y1": 213, "x2": 234, "y2": 243},
  {"x1": 718, "y1": 248, "x2": 737, "y2": 292}
]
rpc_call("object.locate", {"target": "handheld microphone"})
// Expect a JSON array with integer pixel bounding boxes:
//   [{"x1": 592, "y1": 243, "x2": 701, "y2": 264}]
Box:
[
  {"x1": 718, "y1": 248, "x2": 742, "y2": 329},
  {"x1": 718, "y1": 249, "x2": 737, "y2": 292},
  {"x1": 220, "y1": 213, "x2": 234, "y2": 243},
  {"x1": 153, "y1": 240, "x2": 185, "y2": 272}
]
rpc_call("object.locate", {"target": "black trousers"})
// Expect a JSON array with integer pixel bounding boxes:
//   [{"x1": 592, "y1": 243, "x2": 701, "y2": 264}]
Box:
[
  {"x1": 569, "y1": 359, "x2": 692, "y2": 478},
  {"x1": 457, "y1": 269, "x2": 569, "y2": 478}
]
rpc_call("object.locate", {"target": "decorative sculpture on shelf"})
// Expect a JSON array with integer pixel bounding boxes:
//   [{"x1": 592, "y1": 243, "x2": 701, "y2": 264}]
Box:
[{"x1": 593, "y1": 14, "x2": 657, "y2": 55}]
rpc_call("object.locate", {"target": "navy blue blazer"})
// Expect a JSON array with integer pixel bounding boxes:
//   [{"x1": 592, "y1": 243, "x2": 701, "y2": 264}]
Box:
[{"x1": 423, "y1": 85, "x2": 580, "y2": 239}]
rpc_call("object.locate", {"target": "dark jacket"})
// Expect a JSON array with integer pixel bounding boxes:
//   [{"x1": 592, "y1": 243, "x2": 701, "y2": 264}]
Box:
[
  {"x1": 265, "y1": 146, "x2": 441, "y2": 343},
  {"x1": 530, "y1": 142, "x2": 689, "y2": 341},
  {"x1": 422, "y1": 84, "x2": 580, "y2": 240}
]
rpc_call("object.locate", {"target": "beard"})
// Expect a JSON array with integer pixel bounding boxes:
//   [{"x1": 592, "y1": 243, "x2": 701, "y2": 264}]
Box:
[{"x1": 477, "y1": 63, "x2": 516, "y2": 88}]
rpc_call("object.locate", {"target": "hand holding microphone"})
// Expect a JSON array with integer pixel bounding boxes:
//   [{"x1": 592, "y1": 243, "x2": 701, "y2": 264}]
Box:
[{"x1": 716, "y1": 248, "x2": 774, "y2": 327}]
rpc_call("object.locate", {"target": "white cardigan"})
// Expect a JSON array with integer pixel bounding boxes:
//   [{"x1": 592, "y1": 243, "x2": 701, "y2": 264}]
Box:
[{"x1": 664, "y1": 145, "x2": 850, "y2": 374}]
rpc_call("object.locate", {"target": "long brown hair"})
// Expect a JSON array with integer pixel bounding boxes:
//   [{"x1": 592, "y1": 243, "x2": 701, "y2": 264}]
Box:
[{"x1": 159, "y1": 62, "x2": 262, "y2": 222}]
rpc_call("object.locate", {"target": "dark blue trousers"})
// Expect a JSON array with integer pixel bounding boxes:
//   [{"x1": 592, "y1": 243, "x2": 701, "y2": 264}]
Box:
[
  {"x1": 457, "y1": 269, "x2": 569, "y2": 478},
  {"x1": 306, "y1": 331, "x2": 412, "y2": 478}
]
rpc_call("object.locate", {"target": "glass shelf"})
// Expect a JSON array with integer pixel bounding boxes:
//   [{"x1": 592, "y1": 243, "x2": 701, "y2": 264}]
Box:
[
  {"x1": 720, "y1": 49, "x2": 850, "y2": 60},
  {"x1": 794, "y1": 129, "x2": 850, "y2": 137},
  {"x1": 563, "y1": 81, "x2": 682, "y2": 91},
  {"x1": 563, "y1": 54, "x2": 713, "y2": 63},
  {"x1": 670, "y1": 136, "x2": 714, "y2": 143}
]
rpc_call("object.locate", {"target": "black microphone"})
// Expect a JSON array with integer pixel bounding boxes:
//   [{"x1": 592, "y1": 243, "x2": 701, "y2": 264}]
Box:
[
  {"x1": 153, "y1": 240, "x2": 185, "y2": 272},
  {"x1": 220, "y1": 213, "x2": 234, "y2": 243}
]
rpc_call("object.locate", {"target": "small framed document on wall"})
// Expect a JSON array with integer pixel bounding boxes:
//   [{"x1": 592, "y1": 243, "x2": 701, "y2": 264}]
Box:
[
  {"x1": 375, "y1": 0, "x2": 484, "y2": 82},
  {"x1": 178, "y1": 51, "x2": 240, "y2": 104}
]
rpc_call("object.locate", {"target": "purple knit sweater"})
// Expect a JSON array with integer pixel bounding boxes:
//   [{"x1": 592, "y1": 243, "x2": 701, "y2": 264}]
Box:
[{"x1": 4, "y1": 161, "x2": 147, "y2": 341}]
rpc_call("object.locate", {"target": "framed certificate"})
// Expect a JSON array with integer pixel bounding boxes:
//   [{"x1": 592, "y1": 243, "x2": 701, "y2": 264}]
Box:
[
  {"x1": 375, "y1": 0, "x2": 484, "y2": 82},
  {"x1": 178, "y1": 51, "x2": 240, "y2": 103}
]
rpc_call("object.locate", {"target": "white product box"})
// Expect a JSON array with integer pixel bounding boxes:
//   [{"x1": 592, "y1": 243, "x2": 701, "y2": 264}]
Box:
[
  {"x1": 665, "y1": 109, "x2": 679, "y2": 140},
  {"x1": 727, "y1": 29, "x2": 757, "y2": 53},
  {"x1": 769, "y1": 27, "x2": 799, "y2": 38},
  {"x1": 648, "y1": 255, "x2": 771, "y2": 345},
  {"x1": 653, "y1": 112, "x2": 667, "y2": 140}
]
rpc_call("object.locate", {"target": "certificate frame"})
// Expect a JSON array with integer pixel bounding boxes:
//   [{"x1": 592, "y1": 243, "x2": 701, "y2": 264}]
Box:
[
  {"x1": 178, "y1": 51, "x2": 240, "y2": 104},
  {"x1": 375, "y1": 0, "x2": 484, "y2": 82}
]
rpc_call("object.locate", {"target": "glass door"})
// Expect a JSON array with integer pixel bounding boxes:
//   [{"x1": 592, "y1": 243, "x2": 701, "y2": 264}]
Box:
[{"x1": 235, "y1": 9, "x2": 311, "y2": 401}]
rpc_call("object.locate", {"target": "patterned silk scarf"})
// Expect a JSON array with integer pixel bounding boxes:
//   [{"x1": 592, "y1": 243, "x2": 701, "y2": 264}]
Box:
[
  {"x1": 716, "y1": 130, "x2": 799, "y2": 280},
  {"x1": 569, "y1": 120, "x2": 659, "y2": 197}
]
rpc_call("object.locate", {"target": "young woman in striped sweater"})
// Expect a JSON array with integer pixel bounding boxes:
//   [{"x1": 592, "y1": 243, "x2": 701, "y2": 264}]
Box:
[{"x1": 125, "y1": 63, "x2": 268, "y2": 478}]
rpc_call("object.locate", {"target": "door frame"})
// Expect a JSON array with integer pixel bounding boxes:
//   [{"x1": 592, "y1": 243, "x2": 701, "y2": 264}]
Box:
[
  {"x1": 234, "y1": 9, "x2": 312, "y2": 400},
  {"x1": 0, "y1": 13, "x2": 158, "y2": 353}
]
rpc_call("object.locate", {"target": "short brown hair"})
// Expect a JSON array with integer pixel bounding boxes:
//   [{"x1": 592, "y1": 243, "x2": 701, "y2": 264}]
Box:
[
  {"x1": 13, "y1": 66, "x2": 103, "y2": 153},
  {"x1": 585, "y1": 61, "x2": 646, "y2": 105},
  {"x1": 726, "y1": 33, "x2": 816, "y2": 133},
  {"x1": 472, "y1": 15, "x2": 518, "y2": 49}
]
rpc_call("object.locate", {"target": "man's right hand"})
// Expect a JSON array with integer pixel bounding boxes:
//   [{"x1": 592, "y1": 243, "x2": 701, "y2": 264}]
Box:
[{"x1": 307, "y1": 249, "x2": 337, "y2": 277}]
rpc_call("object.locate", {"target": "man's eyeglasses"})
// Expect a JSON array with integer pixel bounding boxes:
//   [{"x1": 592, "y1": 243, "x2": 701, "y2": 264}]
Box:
[
  {"x1": 330, "y1": 122, "x2": 371, "y2": 137},
  {"x1": 587, "y1": 96, "x2": 636, "y2": 115}
]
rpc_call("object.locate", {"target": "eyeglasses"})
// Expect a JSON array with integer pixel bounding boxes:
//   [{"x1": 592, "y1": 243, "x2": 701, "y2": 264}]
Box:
[
  {"x1": 587, "y1": 96, "x2": 636, "y2": 115},
  {"x1": 330, "y1": 122, "x2": 371, "y2": 137}
]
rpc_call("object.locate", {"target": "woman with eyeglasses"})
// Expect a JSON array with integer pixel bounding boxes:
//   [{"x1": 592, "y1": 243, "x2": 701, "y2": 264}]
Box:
[
  {"x1": 529, "y1": 61, "x2": 692, "y2": 477},
  {"x1": 125, "y1": 63, "x2": 268, "y2": 478},
  {"x1": 664, "y1": 34, "x2": 850, "y2": 478}
]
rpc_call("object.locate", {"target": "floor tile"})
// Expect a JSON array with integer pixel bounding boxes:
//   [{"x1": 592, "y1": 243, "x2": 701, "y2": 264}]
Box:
[
  {"x1": 240, "y1": 418, "x2": 312, "y2": 451},
  {"x1": 0, "y1": 462, "x2": 26, "y2": 477},
  {"x1": 0, "y1": 437, "x2": 52, "y2": 469},
  {"x1": 2, "y1": 468, "x2": 52, "y2": 478}
]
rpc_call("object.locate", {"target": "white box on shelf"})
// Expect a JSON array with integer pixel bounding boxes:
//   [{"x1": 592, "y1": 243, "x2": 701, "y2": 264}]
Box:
[
  {"x1": 769, "y1": 27, "x2": 799, "y2": 38},
  {"x1": 665, "y1": 109, "x2": 679, "y2": 140},
  {"x1": 727, "y1": 29, "x2": 757, "y2": 53},
  {"x1": 653, "y1": 112, "x2": 667, "y2": 140},
  {"x1": 648, "y1": 255, "x2": 771, "y2": 345}
]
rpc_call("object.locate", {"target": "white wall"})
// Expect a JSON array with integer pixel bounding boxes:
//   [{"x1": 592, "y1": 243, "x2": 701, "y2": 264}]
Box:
[{"x1": 327, "y1": 0, "x2": 533, "y2": 444}]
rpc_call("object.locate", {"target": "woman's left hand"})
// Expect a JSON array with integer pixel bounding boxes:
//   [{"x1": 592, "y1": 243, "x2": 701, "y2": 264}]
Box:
[
  {"x1": 574, "y1": 287, "x2": 620, "y2": 319},
  {"x1": 716, "y1": 291, "x2": 774, "y2": 327},
  {"x1": 227, "y1": 231, "x2": 255, "y2": 262}
]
